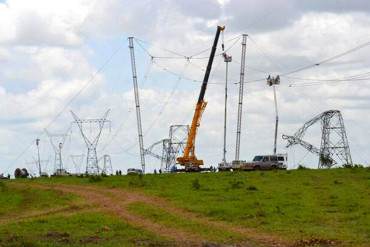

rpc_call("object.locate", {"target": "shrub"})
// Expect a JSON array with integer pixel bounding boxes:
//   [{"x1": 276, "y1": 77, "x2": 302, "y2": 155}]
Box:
[
  {"x1": 255, "y1": 209, "x2": 266, "y2": 217},
  {"x1": 229, "y1": 180, "x2": 244, "y2": 189},
  {"x1": 0, "y1": 181, "x2": 6, "y2": 192},
  {"x1": 297, "y1": 165, "x2": 309, "y2": 170},
  {"x1": 88, "y1": 176, "x2": 102, "y2": 183},
  {"x1": 192, "y1": 178, "x2": 201, "y2": 190},
  {"x1": 247, "y1": 185, "x2": 258, "y2": 191}
]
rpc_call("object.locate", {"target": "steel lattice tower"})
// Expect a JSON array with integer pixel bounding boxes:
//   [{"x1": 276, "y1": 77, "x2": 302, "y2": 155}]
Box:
[
  {"x1": 235, "y1": 34, "x2": 247, "y2": 161},
  {"x1": 128, "y1": 37, "x2": 146, "y2": 173},
  {"x1": 45, "y1": 128, "x2": 70, "y2": 174},
  {"x1": 99, "y1": 154, "x2": 113, "y2": 175},
  {"x1": 319, "y1": 110, "x2": 352, "y2": 168},
  {"x1": 283, "y1": 110, "x2": 352, "y2": 168},
  {"x1": 71, "y1": 110, "x2": 111, "y2": 175},
  {"x1": 70, "y1": 154, "x2": 84, "y2": 174},
  {"x1": 145, "y1": 125, "x2": 189, "y2": 172}
]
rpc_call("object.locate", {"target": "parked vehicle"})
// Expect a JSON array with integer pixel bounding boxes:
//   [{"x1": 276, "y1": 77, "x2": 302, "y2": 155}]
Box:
[
  {"x1": 127, "y1": 168, "x2": 143, "y2": 175},
  {"x1": 232, "y1": 154, "x2": 288, "y2": 171},
  {"x1": 54, "y1": 169, "x2": 68, "y2": 176}
]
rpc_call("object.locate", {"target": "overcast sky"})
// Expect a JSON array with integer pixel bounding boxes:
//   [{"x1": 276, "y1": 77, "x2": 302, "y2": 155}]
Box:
[{"x1": 1, "y1": 0, "x2": 370, "y2": 175}]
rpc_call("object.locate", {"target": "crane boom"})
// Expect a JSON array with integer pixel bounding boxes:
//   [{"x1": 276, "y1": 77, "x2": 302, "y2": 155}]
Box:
[{"x1": 177, "y1": 25, "x2": 225, "y2": 171}]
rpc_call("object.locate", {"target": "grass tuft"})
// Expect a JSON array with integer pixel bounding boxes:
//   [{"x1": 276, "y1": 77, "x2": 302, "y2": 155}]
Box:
[
  {"x1": 229, "y1": 180, "x2": 244, "y2": 189},
  {"x1": 247, "y1": 185, "x2": 258, "y2": 191},
  {"x1": 191, "y1": 178, "x2": 201, "y2": 190},
  {"x1": 88, "y1": 176, "x2": 102, "y2": 183}
]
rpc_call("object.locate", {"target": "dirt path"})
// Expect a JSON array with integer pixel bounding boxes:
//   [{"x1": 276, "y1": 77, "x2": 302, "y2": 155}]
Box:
[
  {"x1": 0, "y1": 205, "x2": 93, "y2": 225},
  {"x1": 30, "y1": 183, "x2": 291, "y2": 247}
]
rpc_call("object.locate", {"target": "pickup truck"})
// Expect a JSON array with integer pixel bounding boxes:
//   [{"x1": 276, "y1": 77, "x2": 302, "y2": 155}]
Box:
[{"x1": 233, "y1": 154, "x2": 287, "y2": 170}]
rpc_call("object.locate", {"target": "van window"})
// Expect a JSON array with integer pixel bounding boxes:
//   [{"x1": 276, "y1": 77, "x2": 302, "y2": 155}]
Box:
[
  {"x1": 278, "y1": 156, "x2": 285, "y2": 161},
  {"x1": 270, "y1": 156, "x2": 278, "y2": 161},
  {"x1": 253, "y1": 156, "x2": 263, "y2": 161},
  {"x1": 262, "y1": 156, "x2": 269, "y2": 162}
]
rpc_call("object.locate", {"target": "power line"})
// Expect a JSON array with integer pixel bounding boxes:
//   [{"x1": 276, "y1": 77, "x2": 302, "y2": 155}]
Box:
[
  {"x1": 281, "y1": 40, "x2": 370, "y2": 77},
  {"x1": 134, "y1": 35, "x2": 241, "y2": 60},
  {"x1": 8, "y1": 41, "x2": 125, "y2": 172},
  {"x1": 287, "y1": 78, "x2": 370, "y2": 88}
]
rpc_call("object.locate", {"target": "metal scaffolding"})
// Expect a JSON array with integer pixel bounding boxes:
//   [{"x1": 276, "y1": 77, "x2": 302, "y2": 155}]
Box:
[{"x1": 283, "y1": 110, "x2": 352, "y2": 168}]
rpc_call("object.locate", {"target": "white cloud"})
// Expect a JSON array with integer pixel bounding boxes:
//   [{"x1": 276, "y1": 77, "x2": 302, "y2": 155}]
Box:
[{"x1": 1, "y1": 0, "x2": 370, "y2": 176}]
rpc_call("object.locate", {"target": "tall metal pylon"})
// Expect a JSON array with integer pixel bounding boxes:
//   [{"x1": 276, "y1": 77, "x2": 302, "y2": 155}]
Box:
[
  {"x1": 128, "y1": 37, "x2": 146, "y2": 173},
  {"x1": 222, "y1": 53, "x2": 232, "y2": 165},
  {"x1": 44, "y1": 128, "x2": 70, "y2": 174},
  {"x1": 235, "y1": 34, "x2": 247, "y2": 161},
  {"x1": 267, "y1": 75, "x2": 281, "y2": 155},
  {"x1": 71, "y1": 110, "x2": 111, "y2": 175}
]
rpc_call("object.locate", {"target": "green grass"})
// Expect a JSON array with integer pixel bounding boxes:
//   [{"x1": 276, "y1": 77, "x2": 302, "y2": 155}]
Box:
[
  {"x1": 127, "y1": 202, "x2": 250, "y2": 245},
  {"x1": 0, "y1": 212, "x2": 170, "y2": 247},
  {"x1": 0, "y1": 181, "x2": 79, "y2": 217},
  {"x1": 5, "y1": 168, "x2": 370, "y2": 246}
]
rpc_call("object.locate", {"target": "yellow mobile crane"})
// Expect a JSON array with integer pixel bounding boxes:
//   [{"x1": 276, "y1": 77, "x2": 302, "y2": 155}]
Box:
[{"x1": 177, "y1": 25, "x2": 225, "y2": 172}]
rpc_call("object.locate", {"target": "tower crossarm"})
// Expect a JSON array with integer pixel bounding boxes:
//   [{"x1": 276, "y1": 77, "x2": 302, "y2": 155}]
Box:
[
  {"x1": 282, "y1": 135, "x2": 320, "y2": 155},
  {"x1": 144, "y1": 139, "x2": 169, "y2": 160}
]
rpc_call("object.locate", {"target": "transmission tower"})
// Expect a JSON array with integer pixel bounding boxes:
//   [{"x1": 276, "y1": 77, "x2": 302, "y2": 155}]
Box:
[
  {"x1": 71, "y1": 110, "x2": 111, "y2": 175},
  {"x1": 283, "y1": 110, "x2": 352, "y2": 168},
  {"x1": 44, "y1": 128, "x2": 70, "y2": 175},
  {"x1": 128, "y1": 37, "x2": 146, "y2": 173},
  {"x1": 144, "y1": 138, "x2": 171, "y2": 171},
  {"x1": 168, "y1": 125, "x2": 189, "y2": 170},
  {"x1": 70, "y1": 154, "x2": 84, "y2": 174},
  {"x1": 27, "y1": 157, "x2": 49, "y2": 177},
  {"x1": 35, "y1": 138, "x2": 42, "y2": 176},
  {"x1": 235, "y1": 34, "x2": 247, "y2": 161},
  {"x1": 99, "y1": 154, "x2": 113, "y2": 175},
  {"x1": 145, "y1": 125, "x2": 189, "y2": 172}
]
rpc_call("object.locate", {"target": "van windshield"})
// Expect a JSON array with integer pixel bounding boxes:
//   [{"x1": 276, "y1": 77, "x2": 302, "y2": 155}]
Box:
[{"x1": 253, "y1": 156, "x2": 264, "y2": 161}]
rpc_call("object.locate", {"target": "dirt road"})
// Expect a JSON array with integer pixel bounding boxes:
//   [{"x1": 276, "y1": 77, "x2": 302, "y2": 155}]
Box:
[{"x1": 28, "y1": 183, "x2": 290, "y2": 247}]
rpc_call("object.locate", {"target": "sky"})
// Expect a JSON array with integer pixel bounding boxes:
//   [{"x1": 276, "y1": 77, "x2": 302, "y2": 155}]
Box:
[{"x1": 1, "y1": 0, "x2": 370, "y2": 176}]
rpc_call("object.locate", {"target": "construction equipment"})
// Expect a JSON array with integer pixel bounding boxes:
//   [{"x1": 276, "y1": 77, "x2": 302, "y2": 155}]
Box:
[
  {"x1": 177, "y1": 25, "x2": 225, "y2": 171},
  {"x1": 283, "y1": 110, "x2": 352, "y2": 168}
]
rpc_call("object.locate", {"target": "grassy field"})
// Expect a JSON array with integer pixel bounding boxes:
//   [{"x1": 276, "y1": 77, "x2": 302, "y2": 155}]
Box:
[
  {"x1": 1, "y1": 167, "x2": 369, "y2": 246},
  {"x1": 0, "y1": 181, "x2": 170, "y2": 246}
]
